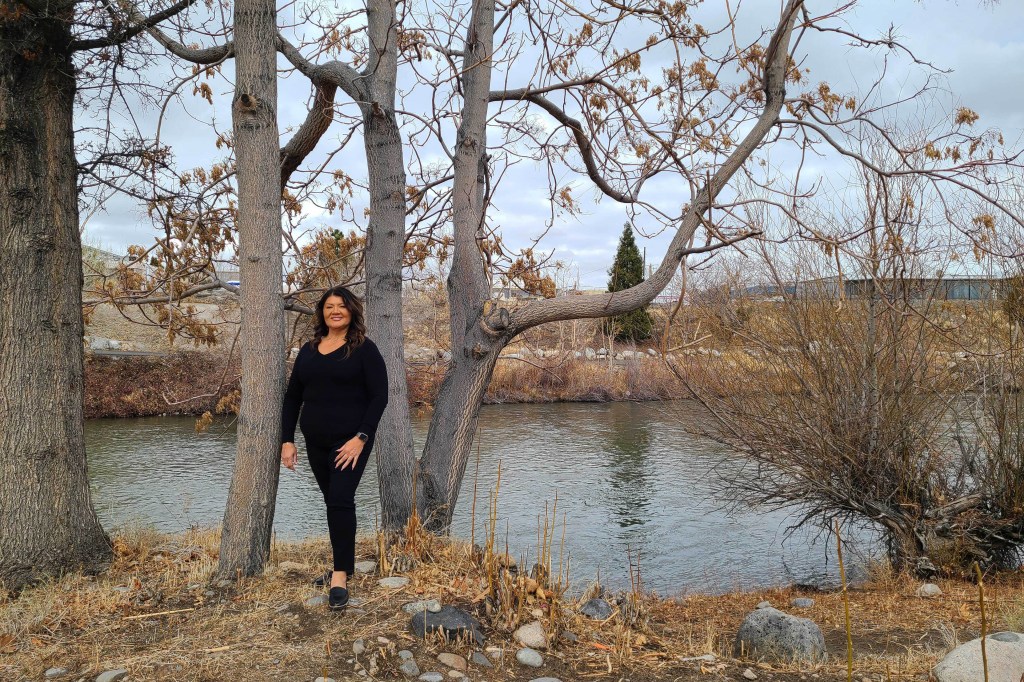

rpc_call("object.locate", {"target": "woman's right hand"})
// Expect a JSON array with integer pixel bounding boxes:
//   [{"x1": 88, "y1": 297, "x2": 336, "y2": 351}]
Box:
[{"x1": 281, "y1": 442, "x2": 297, "y2": 471}]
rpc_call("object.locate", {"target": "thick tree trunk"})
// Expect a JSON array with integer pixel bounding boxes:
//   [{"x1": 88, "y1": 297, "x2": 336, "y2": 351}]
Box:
[
  {"x1": 0, "y1": 6, "x2": 111, "y2": 589},
  {"x1": 217, "y1": 0, "x2": 284, "y2": 577},
  {"x1": 362, "y1": 0, "x2": 416, "y2": 532},
  {"x1": 418, "y1": 339, "x2": 503, "y2": 532},
  {"x1": 417, "y1": 0, "x2": 497, "y2": 532}
]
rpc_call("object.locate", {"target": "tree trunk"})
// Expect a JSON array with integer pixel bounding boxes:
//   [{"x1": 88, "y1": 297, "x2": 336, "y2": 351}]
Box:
[
  {"x1": 418, "y1": 336, "x2": 504, "y2": 531},
  {"x1": 217, "y1": 0, "x2": 284, "y2": 577},
  {"x1": 362, "y1": 0, "x2": 416, "y2": 532},
  {"x1": 0, "y1": 6, "x2": 111, "y2": 590}
]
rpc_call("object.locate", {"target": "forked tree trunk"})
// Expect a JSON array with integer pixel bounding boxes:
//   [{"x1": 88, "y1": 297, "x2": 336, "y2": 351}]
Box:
[
  {"x1": 417, "y1": 0, "x2": 803, "y2": 530},
  {"x1": 0, "y1": 5, "x2": 111, "y2": 589},
  {"x1": 217, "y1": 0, "x2": 284, "y2": 577},
  {"x1": 362, "y1": 0, "x2": 416, "y2": 532}
]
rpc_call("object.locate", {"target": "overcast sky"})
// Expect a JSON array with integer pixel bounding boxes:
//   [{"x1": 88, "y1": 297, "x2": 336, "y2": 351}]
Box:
[{"x1": 80, "y1": 0, "x2": 1024, "y2": 289}]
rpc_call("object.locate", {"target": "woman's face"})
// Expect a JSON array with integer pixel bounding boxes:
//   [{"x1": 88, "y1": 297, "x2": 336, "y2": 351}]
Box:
[{"x1": 322, "y1": 295, "x2": 351, "y2": 333}]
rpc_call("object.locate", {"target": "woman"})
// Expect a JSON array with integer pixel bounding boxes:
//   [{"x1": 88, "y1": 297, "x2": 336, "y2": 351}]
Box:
[{"x1": 280, "y1": 285, "x2": 388, "y2": 610}]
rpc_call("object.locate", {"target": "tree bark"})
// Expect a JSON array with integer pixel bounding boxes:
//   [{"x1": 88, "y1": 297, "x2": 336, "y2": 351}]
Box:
[
  {"x1": 217, "y1": 0, "x2": 284, "y2": 577},
  {"x1": 0, "y1": 3, "x2": 111, "y2": 589},
  {"x1": 361, "y1": 0, "x2": 416, "y2": 532}
]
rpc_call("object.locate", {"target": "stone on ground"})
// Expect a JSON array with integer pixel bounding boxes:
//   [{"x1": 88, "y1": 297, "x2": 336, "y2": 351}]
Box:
[
  {"x1": 379, "y1": 576, "x2": 411, "y2": 589},
  {"x1": 933, "y1": 631, "x2": 1024, "y2": 682},
  {"x1": 399, "y1": 659, "x2": 421, "y2": 677},
  {"x1": 580, "y1": 598, "x2": 613, "y2": 619},
  {"x1": 733, "y1": 606, "x2": 826, "y2": 663},
  {"x1": 516, "y1": 647, "x2": 544, "y2": 667},
  {"x1": 352, "y1": 639, "x2": 365, "y2": 655},
  {"x1": 314, "y1": 678, "x2": 335, "y2": 682},
  {"x1": 755, "y1": 601, "x2": 771, "y2": 609},
  {"x1": 447, "y1": 671, "x2": 465, "y2": 679},
  {"x1": 304, "y1": 594, "x2": 329, "y2": 608},
  {"x1": 471, "y1": 651, "x2": 493, "y2": 667},
  {"x1": 743, "y1": 668, "x2": 758, "y2": 680},
  {"x1": 790, "y1": 598, "x2": 815, "y2": 608},
  {"x1": 915, "y1": 583, "x2": 943, "y2": 598},
  {"x1": 278, "y1": 560, "x2": 309, "y2": 572},
  {"x1": 418, "y1": 673, "x2": 443, "y2": 682},
  {"x1": 44, "y1": 669, "x2": 68, "y2": 679},
  {"x1": 402, "y1": 599, "x2": 443, "y2": 615},
  {"x1": 96, "y1": 671, "x2": 128, "y2": 682},
  {"x1": 399, "y1": 650, "x2": 414, "y2": 660},
  {"x1": 437, "y1": 653, "x2": 467, "y2": 671},
  {"x1": 528, "y1": 678, "x2": 563, "y2": 682},
  {"x1": 354, "y1": 560, "x2": 377, "y2": 574},
  {"x1": 409, "y1": 606, "x2": 486, "y2": 645},
  {"x1": 514, "y1": 620, "x2": 548, "y2": 649}
]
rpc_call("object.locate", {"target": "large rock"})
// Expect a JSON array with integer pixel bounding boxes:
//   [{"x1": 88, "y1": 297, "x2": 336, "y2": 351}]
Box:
[
  {"x1": 513, "y1": 621, "x2": 548, "y2": 649},
  {"x1": 933, "y1": 631, "x2": 1024, "y2": 682},
  {"x1": 580, "y1": 598, "x2": 613, "y2": 620},
  {"x1": 410, "y1": 606, "x2": 486, "y2": 645},
  {"x1": 733, "y1": 606, "x2": 826, "y2": 663}
]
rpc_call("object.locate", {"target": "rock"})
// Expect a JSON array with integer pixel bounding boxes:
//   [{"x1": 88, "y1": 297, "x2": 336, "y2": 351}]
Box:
[
  {"x1": 447, "y1": 672, "x2": 464, "y2": 679},
  {"x1": 471, "y1": 651, "x2": 493, "y2": 668},
  {"x1": 379, "y1": 576, "x2": 411, "y2": 589},
  {"x1": 580, "y1": 598, "x2": 613, "y2": 619},
  {"x1": 418, "y1": 674, "x2": 443, "y2": 682},
  {"x1": 514, "y1": 621, "x2": 547, "y2": 649},
  {"x1": 278, "y1": 560, "x2": 309, "y2": 572},
  {"x1": 560, "y1": 630, "x2": 578, "y2": 643},
  {"x1": 437, "y1": 653, "x2": 467, "y2": 671},
  {"x1": 756, "y1": 601, "x2": 772, "y2": 609},
  {"x1": 915, "y1": 583, "x2": 943, "y2": 598},
  {"x1": 743, "y1": 668, "x2": 758, "y2": 680},
  {"x1": 933, "y1": 631, "x2": 1024, "y2": 682},
  {"x1": 399, "y1": 659, "x2": 421, "y2": 677},
  {"x1": 314, "y1": 678, "x2": 336, "y2": 682},
  {"x1": 87, "y1": 336, "x2": 121, "y2": 351},
  {"x1": 584, "y1": 348, "x2": 596, "y2": 360},
  {"x1": 516, "y1": 648, "x2": 544, "y2": 668},
  {"x1": 304, "y1": 594, "x2": 329, "y2": 608},
  {"x1": 527, "y1": 679, "x2": 562, "y2": 682},
  {"x1": 352, "y1": 639, "x2": 365, "y2": 655},
  {"x1": 44, "y1": 669, "x2": 69, "y2": 679},
  {"x1": 733, "y1": 606, "x2": 826, "y2": 663},
  {"x1": 398, "y1": 650, "x2": 414, "y2": 660},
  {"x1": 403, "y1": 599, "x2": 443, "y2": 615},
  {"x1": 647, "y1": 348, "x2": 658, "y2": 356},
  {"x1": 410, "y1": 606, "x2": 486, "y2": 645},
  {"x1": 377, "y1": 636, "x2": 392, "y2": 644},
  {"x1": 215, "y1": 579, "x2": 232, "y2": 588},
  {"x1": 354, "y1": 560, "x2": 377, "y2": 574},
  {"x1": 790, "y1": 598, "x2": 815, "y2": 608},
  {"x1": 95, "y1": 671, "x2": 128, "y2": 682}
]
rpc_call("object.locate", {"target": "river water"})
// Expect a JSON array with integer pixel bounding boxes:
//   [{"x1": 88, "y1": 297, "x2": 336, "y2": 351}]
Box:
[{"x1": 85, "y1": 401, "x2": 875, "y2": 594}]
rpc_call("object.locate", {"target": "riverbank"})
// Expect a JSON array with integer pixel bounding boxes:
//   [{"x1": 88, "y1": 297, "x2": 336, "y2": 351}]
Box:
[
  {"x1": 3, "y1": 527, "x2": 1021, "y2": 681},
  {"x1": 85, "y1": 350, "x2": 688, "y2": 418}
]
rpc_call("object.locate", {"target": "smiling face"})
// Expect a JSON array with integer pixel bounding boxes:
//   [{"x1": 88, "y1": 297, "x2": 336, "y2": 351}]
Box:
[{"x1": 322, "y1": 295, "x2": 351, "y2": 334}]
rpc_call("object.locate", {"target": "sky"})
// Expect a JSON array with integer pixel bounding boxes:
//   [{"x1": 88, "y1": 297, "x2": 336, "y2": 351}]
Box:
[{"x1": 79, "y1": 0, "x2": 1024, "y2": 289}]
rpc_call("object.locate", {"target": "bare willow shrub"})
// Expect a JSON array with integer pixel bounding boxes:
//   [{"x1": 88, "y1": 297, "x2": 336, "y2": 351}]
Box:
[{"x1": 682, "y1": 268, "x2": 1024, "y2": 576}]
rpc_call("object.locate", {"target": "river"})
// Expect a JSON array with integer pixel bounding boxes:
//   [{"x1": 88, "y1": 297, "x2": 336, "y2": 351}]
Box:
[{"x1": 85, "y1": 400, "x2": 875, "y2": 594}]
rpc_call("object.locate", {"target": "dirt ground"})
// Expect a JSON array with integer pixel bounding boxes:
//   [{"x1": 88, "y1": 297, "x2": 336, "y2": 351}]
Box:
[{"x1": 2, "y1": 528, "x2": 1021, "y2": 682}]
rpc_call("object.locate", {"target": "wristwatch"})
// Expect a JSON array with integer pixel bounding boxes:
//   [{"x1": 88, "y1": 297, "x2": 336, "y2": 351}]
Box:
[{"x1": 356, "y1": 432, "x2": 369, "y2": 443}]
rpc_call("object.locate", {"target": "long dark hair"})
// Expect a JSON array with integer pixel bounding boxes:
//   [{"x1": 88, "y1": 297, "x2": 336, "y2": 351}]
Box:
[{"x1": 311, "y1": 285, "x2": 366, "y2": 358}]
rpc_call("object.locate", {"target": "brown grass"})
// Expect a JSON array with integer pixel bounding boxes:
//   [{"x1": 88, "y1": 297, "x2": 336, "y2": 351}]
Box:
[{"x1": 2, "y1": 525, "x2": 1022, "y2": 682}]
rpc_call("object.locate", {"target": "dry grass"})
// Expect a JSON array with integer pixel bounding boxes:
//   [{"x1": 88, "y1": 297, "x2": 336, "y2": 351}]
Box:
[{"x1": 3, "y1": 523, "x2": 1022, "y2": 682}]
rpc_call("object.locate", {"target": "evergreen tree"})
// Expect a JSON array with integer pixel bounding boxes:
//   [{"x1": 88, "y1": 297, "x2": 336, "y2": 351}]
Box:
[{"x1": 606, "y1": 223, "x2": 653, "y2": 341}]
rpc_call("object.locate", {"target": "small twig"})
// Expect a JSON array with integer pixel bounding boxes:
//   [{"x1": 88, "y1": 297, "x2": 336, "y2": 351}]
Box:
[
  {"x1": 835, "y1": 519, "x2": 853, "y2": 682},
  {"x1": 974, "y1": 561, "x2": 989, "y2": 682},
  {"x1": 122, "y1": 607, "x2": 195, "y2": 620}
]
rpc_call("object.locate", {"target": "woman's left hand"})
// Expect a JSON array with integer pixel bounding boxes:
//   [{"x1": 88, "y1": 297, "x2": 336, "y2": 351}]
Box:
[{"x1": 334, "y1": 437, "x2": 365, "y2": 470}]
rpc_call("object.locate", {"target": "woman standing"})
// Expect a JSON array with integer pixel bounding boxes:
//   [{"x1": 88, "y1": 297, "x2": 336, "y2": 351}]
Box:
[{"x1": 280, "y1": 285, "x2": 388, "y2": 610}]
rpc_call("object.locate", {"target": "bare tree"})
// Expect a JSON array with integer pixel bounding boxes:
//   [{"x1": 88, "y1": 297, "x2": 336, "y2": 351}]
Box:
[
  {"x1": 680, "y1": 166, "x2": 1024, "y2": 576},
  {"x1": 0, "y1": 0, "x2": 201, "y2": 590}
]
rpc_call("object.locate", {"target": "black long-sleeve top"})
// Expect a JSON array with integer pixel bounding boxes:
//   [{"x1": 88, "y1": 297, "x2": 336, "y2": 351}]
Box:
[{"x1": 281, "y1": 338, "x2": 389, "y2": 447}]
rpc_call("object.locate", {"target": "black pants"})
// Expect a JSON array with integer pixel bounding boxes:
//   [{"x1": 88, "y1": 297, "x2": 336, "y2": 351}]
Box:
[{"x1": 306, "y1": 438, "x2": 371, "y2": 575}]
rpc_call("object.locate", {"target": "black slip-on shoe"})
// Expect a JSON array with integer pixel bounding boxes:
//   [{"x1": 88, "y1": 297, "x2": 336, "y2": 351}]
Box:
[
  {"x1": 312, "y1": 569, "x2": 332, "y2": 587},
  {"x1": 328, "y1": 586, "x2": 349, "y2": 610}
]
